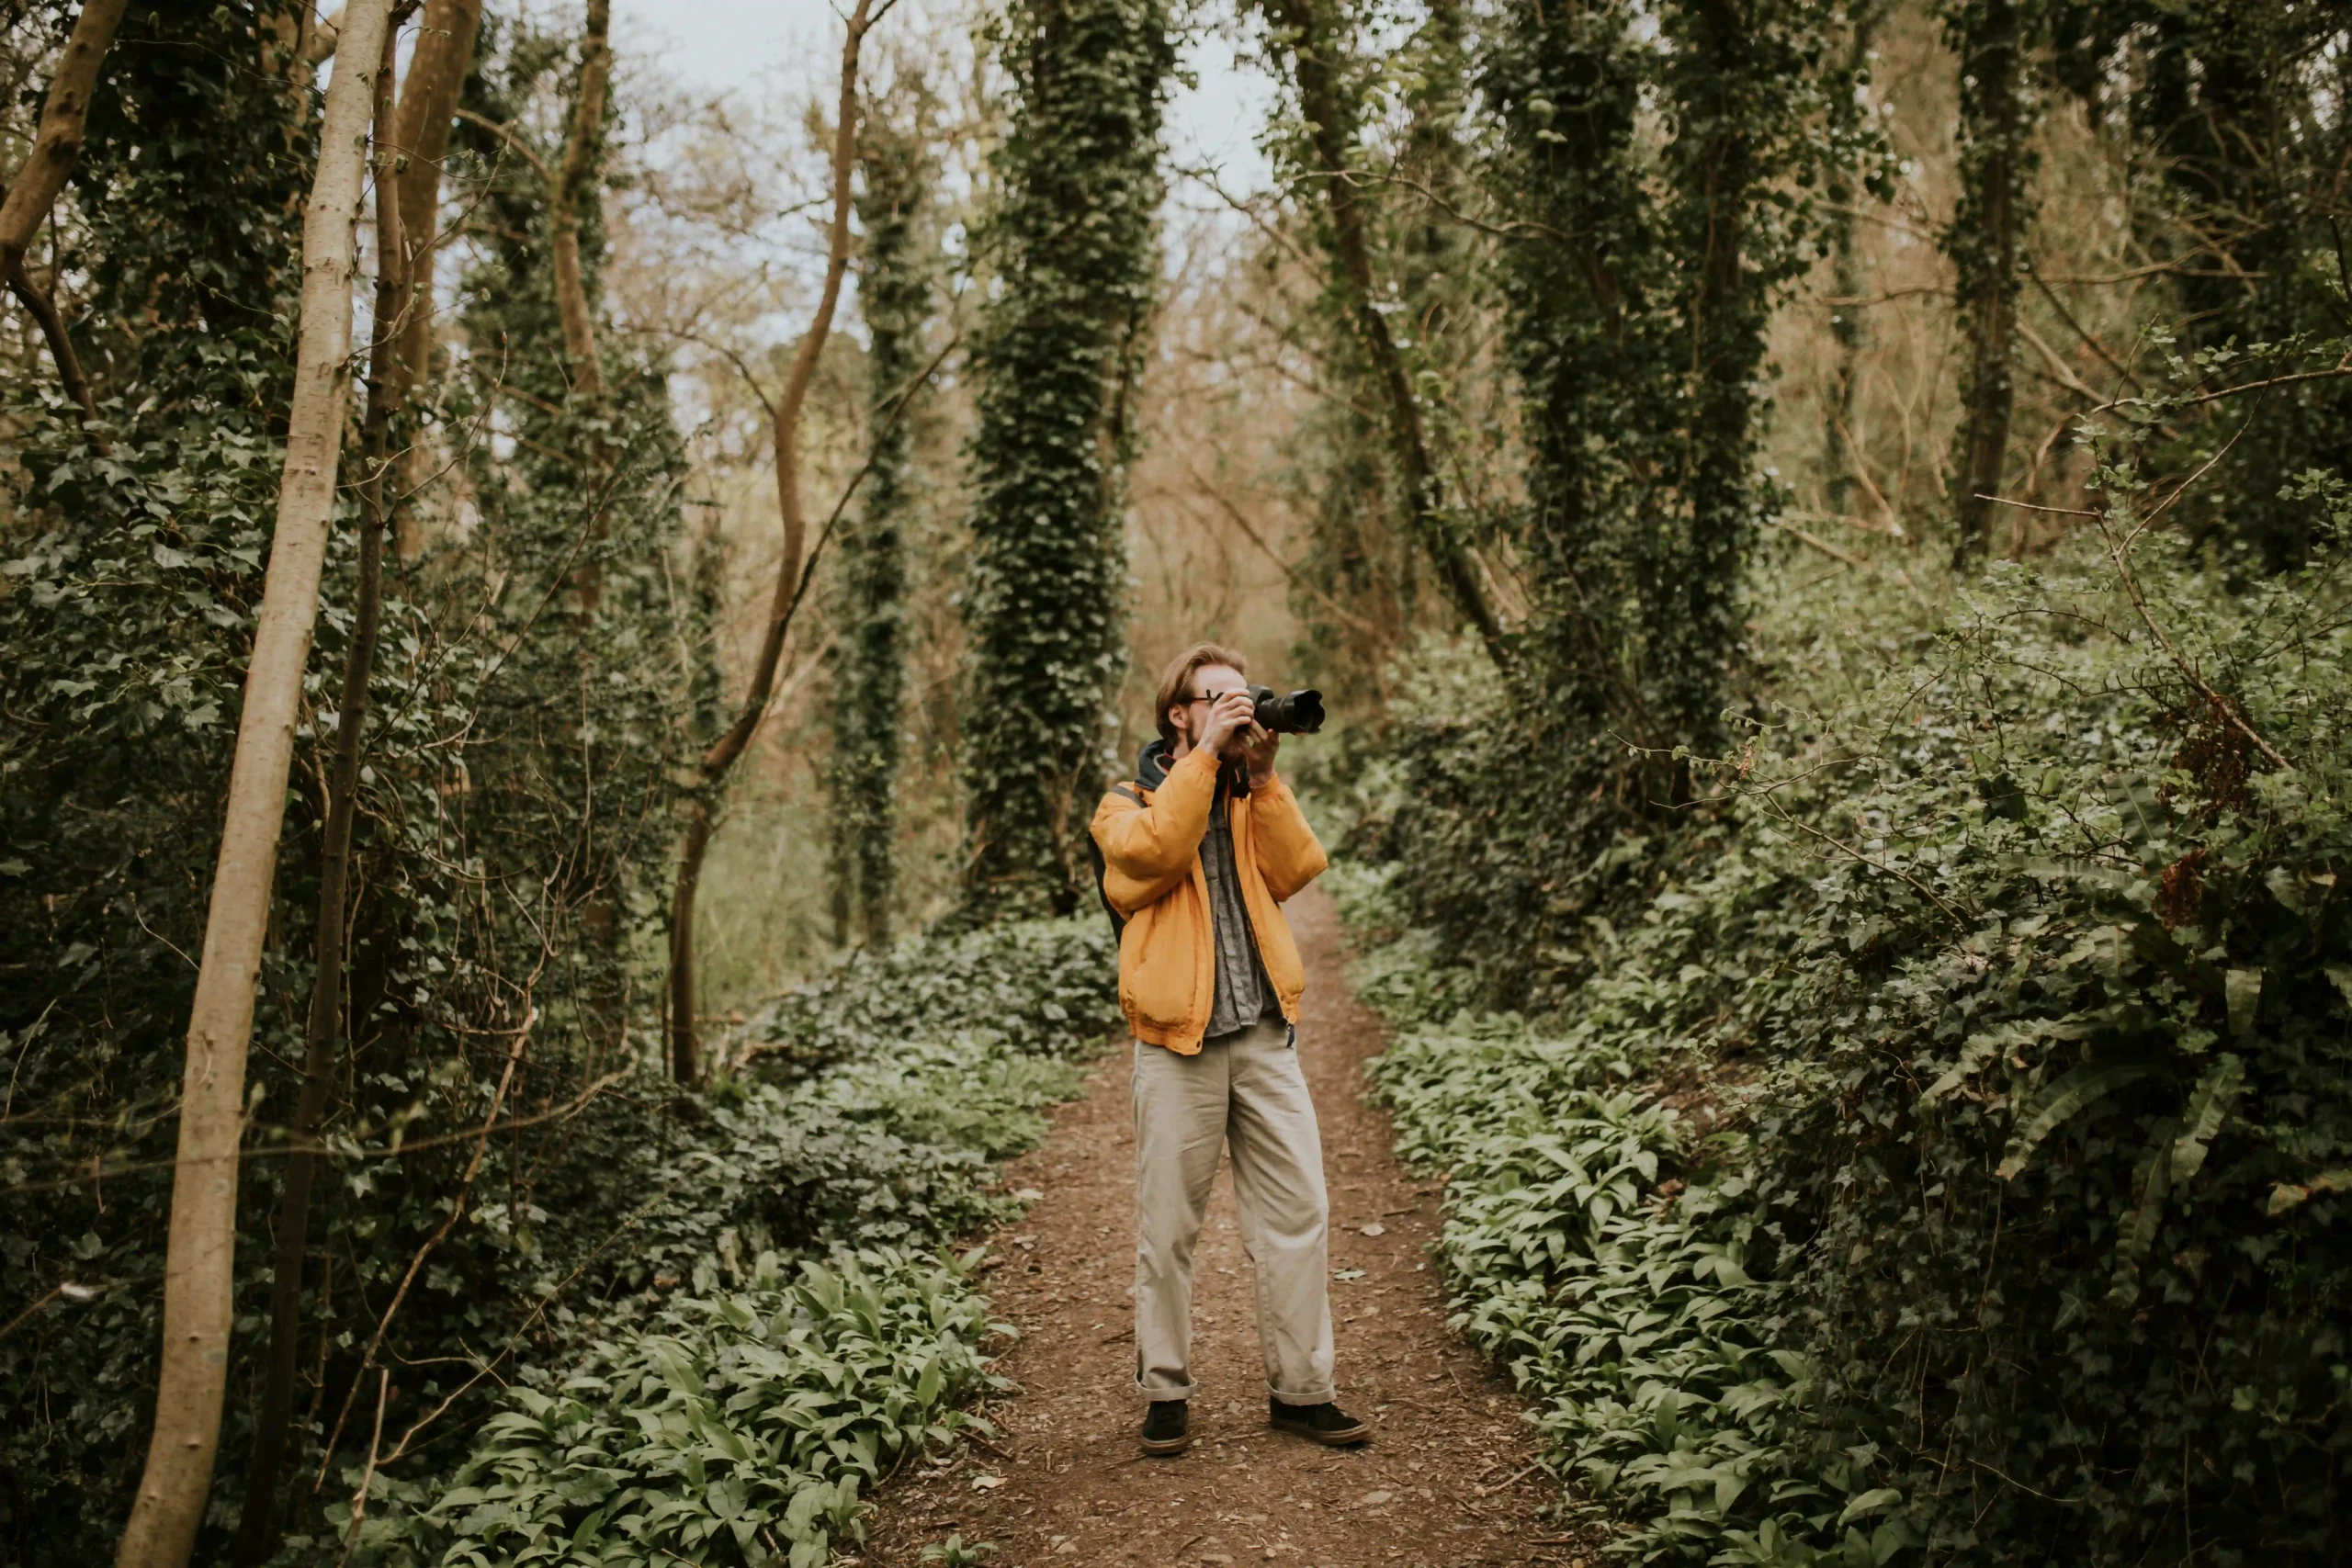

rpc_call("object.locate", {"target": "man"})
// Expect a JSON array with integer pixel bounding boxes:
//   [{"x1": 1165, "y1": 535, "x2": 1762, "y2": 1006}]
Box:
[{"x1": 1089, "y1": 642, "x2": 1369, "y2": 1458}]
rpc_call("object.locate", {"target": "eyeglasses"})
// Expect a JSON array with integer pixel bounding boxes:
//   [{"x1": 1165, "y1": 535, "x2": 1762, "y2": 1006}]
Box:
[{"x1": 1182, "y1": 690, "x2": 1246, "y2": 706}]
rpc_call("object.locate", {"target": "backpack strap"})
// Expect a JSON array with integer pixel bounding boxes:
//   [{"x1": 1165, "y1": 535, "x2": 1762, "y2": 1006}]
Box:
[{"x1": 1089, "y1": 783, "x2": 1146, "y2": 936}]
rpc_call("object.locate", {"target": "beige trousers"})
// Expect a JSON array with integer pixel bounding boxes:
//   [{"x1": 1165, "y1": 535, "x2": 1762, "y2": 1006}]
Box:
[{"x1": 1131, "y1": 1017, "x2": 1336, "y2": 1405}]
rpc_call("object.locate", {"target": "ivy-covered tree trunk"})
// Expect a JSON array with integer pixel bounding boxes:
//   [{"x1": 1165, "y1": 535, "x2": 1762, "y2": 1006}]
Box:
[
  {"x1": 826, "y1": 105, "x2": 936, "y2": 950},
  {"x1": 958, "y1": 0, "x2": 1172, "y2": 918},
  {"x1": 1944, "y1": 0, "x2": 2037, "y2": 568},
  {"x1": 1487, "y1": 0, "x2": 1662, "y2": 739},
  {"x1": 114, "y1": 10, "x2": 392, "y2": 1563},
  {"x1": 1657, "y1": 0, "x2": 1772, "y2": 757},
  {"x1": 453, "y1": 7, "x2": 695, "y2": 1085}
]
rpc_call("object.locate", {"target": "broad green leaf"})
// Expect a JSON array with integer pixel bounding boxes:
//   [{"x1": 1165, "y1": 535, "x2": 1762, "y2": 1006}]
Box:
[
  {"x1": 1837, "y1": 1487, "x2": 1903, "y2": 1527},
  {"x1": 2168, "y1": 1053, "x2": 2245, "y2": 1184},
  {"x1": 2224, "y1": 968, "x2": 2263, "y2": 1039},
  {"x1": 1996, "y1": 1064, "x2": 2154, "y2": 1179}
]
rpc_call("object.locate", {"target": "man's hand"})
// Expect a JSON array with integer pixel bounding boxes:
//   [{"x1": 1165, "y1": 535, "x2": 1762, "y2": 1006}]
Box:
[
  {"x1": 1194, "y1": 688, "x2": 1256, "y2": 759},
  {"x1": 1239, "y1": 720, "x2": 1279, "y2": 784}
]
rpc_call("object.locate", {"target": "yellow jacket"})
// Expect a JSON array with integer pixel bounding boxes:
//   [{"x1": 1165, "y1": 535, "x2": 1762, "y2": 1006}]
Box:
[{"x1": 1089, "y1": 740, "x2": 1329, "y2": 1054}]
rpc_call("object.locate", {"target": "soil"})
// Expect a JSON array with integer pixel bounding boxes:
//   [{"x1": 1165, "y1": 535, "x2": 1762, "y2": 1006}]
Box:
[{"x1": 854, "y1": 887, "x2": 1602, "y2": 1568}]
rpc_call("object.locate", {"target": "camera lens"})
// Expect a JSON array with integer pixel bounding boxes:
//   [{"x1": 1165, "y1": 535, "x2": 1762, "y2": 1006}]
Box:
[{"x1": 1248, "y1": 684, "x2": 1326, "y2": 736}]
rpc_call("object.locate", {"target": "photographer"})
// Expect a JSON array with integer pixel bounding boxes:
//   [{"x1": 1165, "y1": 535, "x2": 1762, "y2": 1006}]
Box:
[{"x1": 1089, "y1": 642, "x2": 1368, "y2": 1458}]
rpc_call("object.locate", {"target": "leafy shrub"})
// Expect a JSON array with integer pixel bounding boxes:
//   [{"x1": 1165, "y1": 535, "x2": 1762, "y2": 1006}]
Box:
[
  {"x1": 1355, "y1": 497, "x2": 2352, "y2": 1562},
  {"x1": 740, "y1": 919, "x2": 1121, "y2": 1077}
]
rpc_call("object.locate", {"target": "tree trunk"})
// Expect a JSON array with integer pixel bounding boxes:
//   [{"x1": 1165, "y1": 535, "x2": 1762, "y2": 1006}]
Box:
[
  {"x1": 667, "y1": 0, "x2": 874, "y2": 1083},
  {"x1": 112, "y1": 6, "x2": 392, "y2": 1565},
  {"x1": 1820, "y1": 3, "x2": 1884, "y2": 520},
  {"x1": 227, "y1": 20, "x2": 406, "y2": 1561},
  {"x1": 388, "y1": 0, "x2": 483, "y2": 559},
  {"x1": 7, "y1": 256, "x2": 104, "y2": 446},
  {"x1": 0, "y1": 0, "x2": 129, "y2": 281},
  {"x1": 0, "y1": 0, "x2": 128, "y2": 449},
  {"x1": 1665, "y1": 0, "x2": 1760, "y2": 759},
  {"x1": 826, "y1": 109, "x2": 933, "y2": 953},
  {"x1": 550, "y1": 0, "x2": 611, "y2": 405},
  {"x1": 1261, "y1": 0, "x2": 1508, "y2": 668},
  {"x1": 1948, "y1": 0, "x2": 2029, "y2": 567}
]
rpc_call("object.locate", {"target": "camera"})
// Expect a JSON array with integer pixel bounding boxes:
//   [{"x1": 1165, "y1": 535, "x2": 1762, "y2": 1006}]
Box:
[{"x1": 1249, "y1": 684, "x2": 1325, "y2": 736}]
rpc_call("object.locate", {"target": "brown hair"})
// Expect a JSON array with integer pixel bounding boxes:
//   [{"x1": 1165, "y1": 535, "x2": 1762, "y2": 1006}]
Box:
[{"x1": 1153, "y1": 641, "x2": 1248, "y2": 746}]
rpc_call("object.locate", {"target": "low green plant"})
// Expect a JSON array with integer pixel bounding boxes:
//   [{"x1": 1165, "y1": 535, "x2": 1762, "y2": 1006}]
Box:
[
  {"x1": 356, "y1": 1249, "x2": 998, "y2": 1568},
  {"x1": 741, "y1": 919, "x2": 1120, "y2": 1077}
]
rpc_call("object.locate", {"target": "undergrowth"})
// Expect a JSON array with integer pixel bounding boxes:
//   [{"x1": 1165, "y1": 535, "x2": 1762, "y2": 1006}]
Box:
[
  {"x1": 1343, "y1": 498, "x2": 2352, "y2": 1563},
  {"x1": 321, "y1": 918, "x2": 1119, "y2": 1568}
]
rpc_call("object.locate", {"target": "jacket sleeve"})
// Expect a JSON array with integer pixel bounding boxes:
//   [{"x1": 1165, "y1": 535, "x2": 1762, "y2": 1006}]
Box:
[
  {"x1": 1250, "y1": 772, "x2": 1329, "y2": 902},
  {"x1": 1091, "y1": 746, "x2": 1220, "y2": 916}
]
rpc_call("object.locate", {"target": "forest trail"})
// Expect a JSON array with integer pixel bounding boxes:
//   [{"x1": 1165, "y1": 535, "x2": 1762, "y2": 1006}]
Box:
[{"x1": 857, "y1": 888, "x2": 1596, "y2": 1568}]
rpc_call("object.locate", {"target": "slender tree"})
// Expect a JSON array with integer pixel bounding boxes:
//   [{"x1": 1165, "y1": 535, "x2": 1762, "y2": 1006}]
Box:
[
  {"x1": 959, "y1": 0, "x2": 1173, "y2": 917},
  {"x1": 0, "y1": 0, "x2": 130, "y2": 282},
  {"x1": 0, "y1": 0, "x2": 129, "y2": 447},
  {"x1": 827, "y1": 92, "x2": 938, "y2": 951},
  {"x1": 112, "y1": 10, "x2": 393, "y2": 1561},
  {"x1": 669, "y1": 0, "x2": 880, "y2": 1080},
  {"x1": 388, "y1": 0, "x2": 483, "y2": 557},
  {"x1": 1260, "y1": 0, "x2": 1507, "y2": 667},
  {"x1": 228, "y1": 16, "x2": 411, "y2": 1557}
]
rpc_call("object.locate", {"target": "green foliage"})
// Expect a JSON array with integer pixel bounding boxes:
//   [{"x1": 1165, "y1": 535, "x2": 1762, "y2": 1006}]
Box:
[
  {"x1": 0, "y1": 10, "x2": 320, "y2": 1558},
  {"x1": 1349, "y1": 357, "x2": 2352, "y2": 1562},
  {"x1": 2085, "y1": 0, "x2": 2352, "y2": 570},
  {"x1": 958, "y1": 0, "x2": 1174, "y2": 918}
]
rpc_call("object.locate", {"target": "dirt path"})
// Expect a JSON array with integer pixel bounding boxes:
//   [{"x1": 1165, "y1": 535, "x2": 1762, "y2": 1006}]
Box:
[{"x1": 857, "y1": 887, "x2": 1596, "y2": 1568}]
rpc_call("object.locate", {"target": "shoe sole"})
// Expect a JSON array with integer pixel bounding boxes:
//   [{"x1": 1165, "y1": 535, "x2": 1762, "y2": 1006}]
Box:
[
  {"x1": 1270, "y1": 1416, "x2": 1370, "y2": 1448},
  {"x1": 1139, "y1": 1432, "x2": 1193, "y2": 1457}
]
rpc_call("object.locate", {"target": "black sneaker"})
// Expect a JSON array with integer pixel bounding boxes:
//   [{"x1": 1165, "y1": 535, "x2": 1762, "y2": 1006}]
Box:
[
  {"x1": 1140, "y1": 1399, "x2": 1192, "y2": 1457},
  {"x1": 1269, "y1": 1397, "x2": 1371, "y2": 1447}
]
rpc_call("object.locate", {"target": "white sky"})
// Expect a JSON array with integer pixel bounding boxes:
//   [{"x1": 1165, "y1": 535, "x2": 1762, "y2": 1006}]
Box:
[{"x1": 609, "y1": 0, "x2": 1277, "y2": 194}]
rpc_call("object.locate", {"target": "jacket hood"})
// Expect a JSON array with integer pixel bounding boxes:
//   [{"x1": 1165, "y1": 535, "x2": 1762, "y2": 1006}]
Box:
[
  {"x1": 1136, "y1": 738, "x2": 1249, "y2": 797},
  {"x1": 1136, "y1": 739, "x2": 1173, "y2": 790}
]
